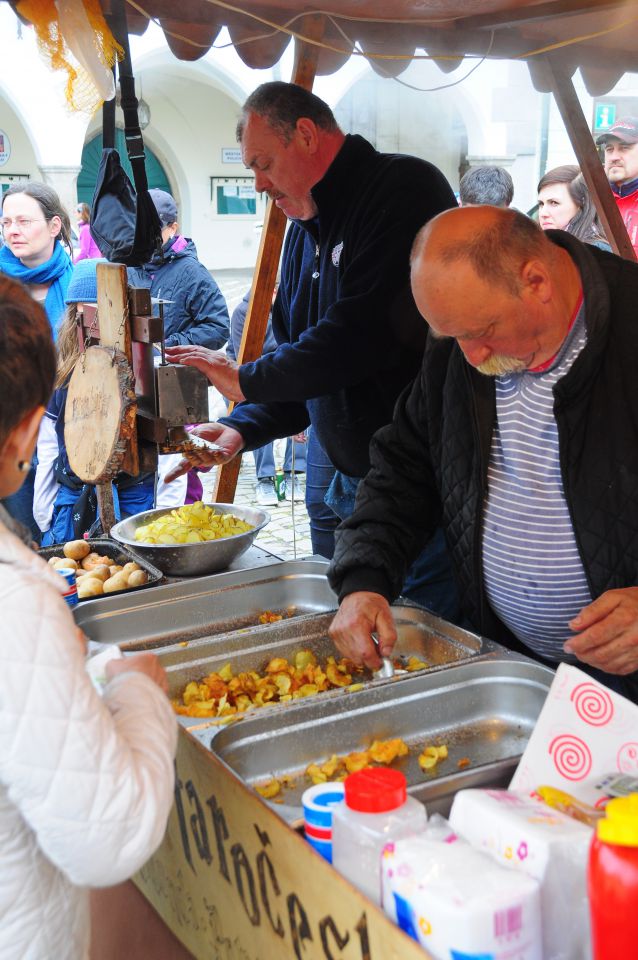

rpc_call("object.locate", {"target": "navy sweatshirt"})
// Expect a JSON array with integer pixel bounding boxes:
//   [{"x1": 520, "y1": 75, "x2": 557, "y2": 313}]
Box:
[{"x1": 221, "y1": 134, "x2": 457, "y2": 476}]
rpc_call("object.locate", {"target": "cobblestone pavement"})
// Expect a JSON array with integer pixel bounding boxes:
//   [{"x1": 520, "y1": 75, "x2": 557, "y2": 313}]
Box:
[{"x1": 201, "y1": 269, "x2": 314, "y2": 561}]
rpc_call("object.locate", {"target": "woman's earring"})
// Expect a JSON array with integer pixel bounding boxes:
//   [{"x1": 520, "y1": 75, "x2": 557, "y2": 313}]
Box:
[{"x1": 17, "y1": 460, "x2": 31, "y2": 473}]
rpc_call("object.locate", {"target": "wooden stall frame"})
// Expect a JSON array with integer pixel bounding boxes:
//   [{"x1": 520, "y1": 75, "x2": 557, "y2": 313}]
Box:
[{"x1": 213, "y1": 14, "x2": 326, "y2": 504}]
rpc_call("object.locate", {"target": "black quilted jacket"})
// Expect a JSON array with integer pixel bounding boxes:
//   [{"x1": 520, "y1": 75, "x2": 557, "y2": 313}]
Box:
[{"x1": 329, "y1": 232, "x2": 638, "y2": 659}]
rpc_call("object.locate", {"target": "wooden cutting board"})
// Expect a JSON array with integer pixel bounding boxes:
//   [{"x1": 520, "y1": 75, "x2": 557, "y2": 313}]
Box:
[{"x1": 65, "y1": 344, "x2": 137, "y2": 484}]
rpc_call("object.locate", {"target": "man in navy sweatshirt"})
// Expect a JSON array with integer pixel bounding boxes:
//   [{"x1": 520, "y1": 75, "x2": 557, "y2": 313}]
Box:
[{"x1": 165, "y1": 82, "x2": 459, "y2": 620}]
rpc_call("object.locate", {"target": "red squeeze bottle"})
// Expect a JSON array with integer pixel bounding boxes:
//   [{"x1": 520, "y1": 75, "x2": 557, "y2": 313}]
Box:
[{"x1": 588, "y1": 792, "x2": 638, "y2": 958}]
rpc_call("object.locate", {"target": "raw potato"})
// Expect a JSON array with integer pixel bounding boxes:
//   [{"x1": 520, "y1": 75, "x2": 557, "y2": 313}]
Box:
[
  {"x1": 77, "y1": 577, "x2": 104, "y2": 598},
  {"x1": 88, "y1": 564, "x2": 111, "y2": 583},
  {"x1": 121, "y1": 561, "x2": 140, "y2": 577},
  {"x1": 127, "y1": 569, "x2": 148, "y2": 588},
  {"x1": 63, "y1": 539, "x2": 91, "y2": 561},
  {"x1": 103, "y1": 572, "x2": 129, "y2": 593},
  {"x1": 134, "y1": 501, "x2": 253, "y2": 545}
]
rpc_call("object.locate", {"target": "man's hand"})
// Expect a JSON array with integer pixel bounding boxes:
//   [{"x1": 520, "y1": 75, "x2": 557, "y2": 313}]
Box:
[
  {"x1": 164, "y1": 345, "x2": 245, "y2": 402},
  {"x1": 105, "y1": 652, "x2": 169, "y2": 694},
  {"x1": 564, "y1": 587, "x2": 638, "y2": 675},
  {"x1": 164, "y1": 423, "x2": 245, "y2": 484},
  {"x1": 329, "y1": 592, "x2": 397, "y2": 671}
]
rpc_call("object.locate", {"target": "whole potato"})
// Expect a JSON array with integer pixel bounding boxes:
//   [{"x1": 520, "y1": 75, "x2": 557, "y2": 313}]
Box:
[
  {"x1": 48, "y1": 556, "x2": 61, "y2": 567},
  {"x1": 77, "y1": 577, "x2": 104, "y2": 598},
  {"x1": 103, "y1": 572, "x2": 129, "y2": 593},
  {"x1": 52, "y1": 557, "x2": 78, "y2": 571},
  {"x1": 63, "y1": 539, "x2": 91, "y2": 561},
  {"x1": 121, "y1": 561, "x2": 140, "y2": 577},
  {"x1": 88, "y1": 564, "x2": 111, "y2": 583},
  {"x1": 109, "y1": 564, "x2": 124, "y2": 576},
  {"x1": 126, "y1": 569, "x2": 148, "y2": 588}
]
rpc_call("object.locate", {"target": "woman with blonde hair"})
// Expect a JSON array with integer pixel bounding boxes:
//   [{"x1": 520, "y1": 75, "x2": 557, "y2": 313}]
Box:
[{"x1": 35, "y1": 258, "x2": 156, "y2": 543}]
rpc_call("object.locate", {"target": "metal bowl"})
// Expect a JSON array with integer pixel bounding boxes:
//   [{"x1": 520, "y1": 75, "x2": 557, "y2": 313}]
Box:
[{"x1": 110, "y1": 503, "x2": 270, "y2": 577}]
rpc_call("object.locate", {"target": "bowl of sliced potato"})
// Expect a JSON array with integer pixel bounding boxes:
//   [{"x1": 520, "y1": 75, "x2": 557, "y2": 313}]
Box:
[{"x1": 110, "y1": 501, "x2": 270, "y2": 576}]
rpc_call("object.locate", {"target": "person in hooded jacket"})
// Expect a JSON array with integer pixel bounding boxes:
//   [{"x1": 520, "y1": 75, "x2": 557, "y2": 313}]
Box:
[
  {"x1": 127, "y1": 188, "x2": 230, "y2": 350},
  {"x1": 0, "y1": 273, "x2": 177, "y2": 959}
]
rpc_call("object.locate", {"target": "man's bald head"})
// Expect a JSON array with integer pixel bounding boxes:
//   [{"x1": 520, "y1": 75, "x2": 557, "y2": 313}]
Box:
[
  {"x1": 409, "y1": 205, "x2": 582, "y2": 375},
  {"x1": 411, "y1": 206, "x2": 548, "y2": 297}
]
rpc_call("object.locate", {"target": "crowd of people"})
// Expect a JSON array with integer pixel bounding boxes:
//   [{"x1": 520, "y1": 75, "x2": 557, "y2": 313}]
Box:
[{"x1": 2, "y1": 80, "x2": 638, "y2": 954}]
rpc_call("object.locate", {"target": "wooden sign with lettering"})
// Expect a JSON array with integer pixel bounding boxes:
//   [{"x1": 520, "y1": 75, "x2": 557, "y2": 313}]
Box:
[{"x1": 136, "y1": 728, "x2": 431, "y2": 960}]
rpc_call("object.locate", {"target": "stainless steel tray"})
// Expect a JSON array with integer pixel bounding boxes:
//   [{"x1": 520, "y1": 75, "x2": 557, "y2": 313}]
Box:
[
  {"x1": 162, "y1": 605, "x2": 486, "y2": 702},
  {"x1": 199, "y1": 656, "x2": 554, "y2": 822},
  {"x1": 39, "y1": 537, "x2": 163, "y2": 601},
  {"x1": 73, "y1": 558, "x2": 336, "y2": 647}
]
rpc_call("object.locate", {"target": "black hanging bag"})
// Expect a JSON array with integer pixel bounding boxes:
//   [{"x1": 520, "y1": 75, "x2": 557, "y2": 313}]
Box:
[{"x1": 90, "y1": 0, "x2": 161, "y2": 266}]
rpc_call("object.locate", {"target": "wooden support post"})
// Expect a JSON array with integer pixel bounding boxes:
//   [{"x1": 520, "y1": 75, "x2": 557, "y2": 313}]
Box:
[
  {"x1": 96, "y1": 483, "x2": 116, "y2": 536},
  {"x1": 543, "y1": 58, "x2": 636, "y2": 261},
  {"x1": 213, "y1": 15, "x2": 326, "y2": 504}
]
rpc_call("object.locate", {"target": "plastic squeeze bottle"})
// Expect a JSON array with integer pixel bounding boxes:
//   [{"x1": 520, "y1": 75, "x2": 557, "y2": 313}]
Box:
[
  {"x1": 331, "y1": 768, "x2": 426, "y2": 904},
  {"x1": 588, "y1": 792, "x2": 638, "y2": 958}
]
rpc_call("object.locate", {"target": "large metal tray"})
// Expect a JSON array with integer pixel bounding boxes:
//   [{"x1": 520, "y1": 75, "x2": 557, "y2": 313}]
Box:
[
  {"x1": 200, "y1": 656, "x2": 554, "y2": 822},
  {"x1": 73, "y1": 558, "x2": 336, "y2": 647},
  {"x1": 161, "y1": 605, "x2": 486, "y2": 703},
  {"x1": 39, "y1": 537, "x2": 163, "y2": 601}
]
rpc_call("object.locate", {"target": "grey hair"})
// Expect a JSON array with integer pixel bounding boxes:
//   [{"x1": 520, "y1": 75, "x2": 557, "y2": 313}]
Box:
[
  {"x1": 236, "y1": 82, "x2": 339, "y2": 143},
  {"x1": 459, "y1": 166, "x2": 514, "y2": 207}
]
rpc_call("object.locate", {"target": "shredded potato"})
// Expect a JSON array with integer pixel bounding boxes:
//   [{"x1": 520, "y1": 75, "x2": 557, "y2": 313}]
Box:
[
  {"x1": 417, "y1": 743, "x2": 449, "y2": 772},
  {"x1": 173, "y1": 650, "x2": 364, "y2": 718},
  {"x1": 134, "y1": 501, "x2": 253, "y2": 545},
  {"x1": 305, "y1": 738, "x2": 409, "y2": 785}
]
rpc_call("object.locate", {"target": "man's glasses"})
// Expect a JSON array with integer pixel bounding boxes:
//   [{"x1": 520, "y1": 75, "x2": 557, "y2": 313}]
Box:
[{"x1": 0, "y1": 217, "x2": 47, "y2": 234}]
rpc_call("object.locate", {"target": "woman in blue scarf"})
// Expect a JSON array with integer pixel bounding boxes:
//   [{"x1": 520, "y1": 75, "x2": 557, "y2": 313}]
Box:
[
  {"x1": 0, "y1": 182, "x2": 74, "y2": 339},
  {"x1": 0, "y1": 182, "x2": 74, "y2": 539}
]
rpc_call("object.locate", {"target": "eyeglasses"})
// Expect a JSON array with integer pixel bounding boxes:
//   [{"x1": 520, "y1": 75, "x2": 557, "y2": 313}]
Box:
[{"x1": 0, "y1": 217, "x2": 47, "y2": 234}]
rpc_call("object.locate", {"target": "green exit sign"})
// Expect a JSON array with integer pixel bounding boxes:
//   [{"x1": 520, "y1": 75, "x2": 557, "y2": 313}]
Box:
[{"x1": 595, "y1": 103, "x2": 616, "y2": 130}]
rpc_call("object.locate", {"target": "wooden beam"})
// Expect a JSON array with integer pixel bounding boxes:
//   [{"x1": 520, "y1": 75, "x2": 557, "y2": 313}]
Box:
[
  {"x1": 213, "y1": 14, "x2": 325, "y2": 505},
  {"x1": 460, "y1": 0, "x2": 626, "y2": 31},
  {"x1": 543, "y1": 57, "x2": 637, "y2": 261}
]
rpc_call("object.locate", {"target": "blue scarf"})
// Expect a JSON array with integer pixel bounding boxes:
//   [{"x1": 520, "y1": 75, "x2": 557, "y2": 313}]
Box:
[{"x1": 0, "y1": 240, "x2": 73, "y2": 339}]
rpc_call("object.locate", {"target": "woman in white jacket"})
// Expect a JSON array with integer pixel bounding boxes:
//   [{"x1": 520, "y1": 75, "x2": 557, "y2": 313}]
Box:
[{"x1": 0, "y1": 274, "x2": 177, "y2": 959}]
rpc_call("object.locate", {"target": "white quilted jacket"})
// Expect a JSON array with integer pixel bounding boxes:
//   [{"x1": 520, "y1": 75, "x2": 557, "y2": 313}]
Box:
[{"x1": 0, "y1": 522, "x2": 178, "y2": 960}]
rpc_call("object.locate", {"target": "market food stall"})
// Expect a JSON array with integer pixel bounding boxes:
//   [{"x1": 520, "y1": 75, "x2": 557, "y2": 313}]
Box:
[{"x1": 8, "y1": 1, "x2": 638, "y2": 956}]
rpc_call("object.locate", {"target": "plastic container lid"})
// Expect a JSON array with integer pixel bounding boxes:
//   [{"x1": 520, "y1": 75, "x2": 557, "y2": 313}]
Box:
[
  {"x1": 597, "y1": 792, "x2": 638, "y2": 846},
  {"x1": 344, "y1": 768, "x2": 407, "y2": 813}
]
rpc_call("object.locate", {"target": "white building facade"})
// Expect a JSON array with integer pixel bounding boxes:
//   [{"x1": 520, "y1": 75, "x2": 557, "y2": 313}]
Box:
[{"x1": 0, "y1": 5, "x2": 635, "y2": 270}]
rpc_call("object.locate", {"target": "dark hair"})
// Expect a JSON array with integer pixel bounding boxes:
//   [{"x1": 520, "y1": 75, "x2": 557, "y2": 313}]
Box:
[
  {"x1": 236, "y1": 82, "x2": 339, "y2": 143},
  {"x1": 0, "y1": 275, "x2": 56, "y2": 446},
  {"x1": 537, "y1": 165, "x2": 608, "y2": 246},
  {"x1": 77, "y1": 201, "x2": 91, "y2": 224},
  {"x1": 459, "y1": 166, "x2": 514, "y2": 207},
  {"x1": 3, "y1": 181, "x2": 73, "y2": 254},
  {"x1": 412, "y1": 207, "x2": 547, "y2": 297}
]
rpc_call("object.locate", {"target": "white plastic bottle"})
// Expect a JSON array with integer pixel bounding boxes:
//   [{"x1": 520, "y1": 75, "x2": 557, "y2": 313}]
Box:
[{"x1": 331, "y1": 768, "x2": 427, "y2": 904}]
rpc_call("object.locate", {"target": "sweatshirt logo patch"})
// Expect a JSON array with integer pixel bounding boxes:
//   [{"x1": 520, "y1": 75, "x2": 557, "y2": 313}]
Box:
[{"x1": 331, "y1": 241, "x2": 344, "y2": 266}]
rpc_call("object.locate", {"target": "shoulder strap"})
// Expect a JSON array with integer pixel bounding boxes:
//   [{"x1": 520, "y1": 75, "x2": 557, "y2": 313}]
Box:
[{"x1": 106, "y1": 0, "x2": 149, "y2": 194}]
